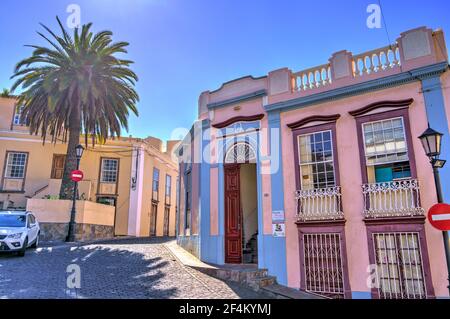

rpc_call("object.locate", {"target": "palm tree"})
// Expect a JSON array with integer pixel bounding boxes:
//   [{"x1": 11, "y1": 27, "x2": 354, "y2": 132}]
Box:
[
  {"x1": 10, "y1": 17, "x2": 139, "y2": 201},
  {"x1": 1, "y1": 88, "x2": 11, "y2": 97}
]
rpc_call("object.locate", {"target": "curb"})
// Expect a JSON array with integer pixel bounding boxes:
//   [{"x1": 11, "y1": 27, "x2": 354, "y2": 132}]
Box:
[{"x1": 35, "y1": 236, "x2": 137, "y2": 252}]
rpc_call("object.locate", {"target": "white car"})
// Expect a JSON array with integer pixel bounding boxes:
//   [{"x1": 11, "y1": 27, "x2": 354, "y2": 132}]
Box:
[{"x1": 0, "y1": 211, "x2": 40, "y2": 256}]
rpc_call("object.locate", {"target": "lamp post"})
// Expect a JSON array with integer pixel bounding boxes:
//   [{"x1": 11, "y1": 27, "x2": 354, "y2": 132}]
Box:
[
  {"x1": 418, "y1": 125, "x2": 450, "y2": 295},
  {"x1": 66, "y1": 144, "x2": 84, "y2": 242}
]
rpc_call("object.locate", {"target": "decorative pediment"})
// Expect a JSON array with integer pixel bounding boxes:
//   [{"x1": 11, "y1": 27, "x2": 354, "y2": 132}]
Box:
[
  {"x1": 349, "y1": 99, "x2": 414, "y2": 117},
  {"x1": 212, "y1": 114, "x2": 265, "y2": 129},
  {"x1": 287, "y1": 114, "x2": 340, "y2": 130}
]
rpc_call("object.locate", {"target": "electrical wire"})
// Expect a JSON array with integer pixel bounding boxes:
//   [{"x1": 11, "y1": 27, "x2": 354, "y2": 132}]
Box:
[{"x1": 378, "y1": 0, "x2": 393, "y2": 47}]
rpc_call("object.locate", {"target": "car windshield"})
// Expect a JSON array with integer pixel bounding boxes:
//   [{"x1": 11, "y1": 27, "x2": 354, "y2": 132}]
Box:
[{"x1": 0, "y1": 214, "x2": 26, "y2": 227}]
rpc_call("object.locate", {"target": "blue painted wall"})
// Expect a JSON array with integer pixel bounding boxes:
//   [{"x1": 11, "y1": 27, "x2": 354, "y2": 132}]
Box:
[
  {"x1": 421, "y1": 75, "x2": 450, "y2": 203},
  {"x1": 263, "y1": 111, "x2": 288, "y2": 285},
  {"x1": 199, "y1": 120, "x2": 224, "y2": 264},
  {"x1": 177, "y1": 235, "x2": 199, "y2": 257},
  {"x1": 351, "y1": 291, "x2": 372, "y2": 299}
]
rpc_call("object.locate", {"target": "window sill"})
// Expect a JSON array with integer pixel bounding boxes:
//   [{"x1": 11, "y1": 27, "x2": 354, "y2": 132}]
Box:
[
  {"x1": 0, "y1": 190, "x2": 25, "y2": 194},
  {"x1": 95, "y1": 193, "x2": 118, "y2": 197}
]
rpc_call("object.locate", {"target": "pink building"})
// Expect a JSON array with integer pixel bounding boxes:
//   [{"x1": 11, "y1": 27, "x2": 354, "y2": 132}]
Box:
[{"x1": 176, "y1": 26, "x2": 450, "y2": 299}]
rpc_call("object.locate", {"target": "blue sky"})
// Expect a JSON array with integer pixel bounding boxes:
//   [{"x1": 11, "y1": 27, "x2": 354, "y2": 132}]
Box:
[{"x1": 0, "y1": 0, "x2": 449, "y2": 141}]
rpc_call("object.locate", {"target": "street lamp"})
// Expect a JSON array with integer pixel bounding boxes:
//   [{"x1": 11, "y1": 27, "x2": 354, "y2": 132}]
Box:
[
  {"x1": 66, "y1": 144, "x2": 84, "y2": 242},
  {"x1": 418, "y1": 125, "x2": 450, "y2": 295},
  {"x1": 75, "y1": 144, "x2": 84, "y2": 160}
]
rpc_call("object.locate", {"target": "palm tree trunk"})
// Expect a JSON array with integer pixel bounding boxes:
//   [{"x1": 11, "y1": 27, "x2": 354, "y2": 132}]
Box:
[{"x1": 59, "y1": 107, "x2": 81, "y2": 200}]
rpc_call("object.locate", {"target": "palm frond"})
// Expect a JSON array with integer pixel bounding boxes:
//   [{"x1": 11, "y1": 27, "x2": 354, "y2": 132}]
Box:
[{"x1": 10, "y1": 16, "x2": 139, "y2": 145}]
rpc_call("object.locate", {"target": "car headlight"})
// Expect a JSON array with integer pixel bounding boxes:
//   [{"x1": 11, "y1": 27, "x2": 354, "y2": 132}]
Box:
[{"x1": 7, "y1": 232, "x2": 23, "y2": 239}]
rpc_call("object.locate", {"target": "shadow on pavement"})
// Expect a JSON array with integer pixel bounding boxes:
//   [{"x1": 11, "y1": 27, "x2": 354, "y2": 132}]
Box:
[{"x1": 0, "y1": 243, "x2": 176, "y2": 299}]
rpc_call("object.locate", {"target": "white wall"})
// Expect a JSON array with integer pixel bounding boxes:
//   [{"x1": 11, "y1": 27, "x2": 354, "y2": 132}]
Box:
[{"x1": 240, "y1": 164, "x2": 258, "y2": 245}]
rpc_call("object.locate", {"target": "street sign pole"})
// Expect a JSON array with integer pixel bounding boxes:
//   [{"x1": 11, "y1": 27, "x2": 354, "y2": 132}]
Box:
[
  {"x1": 66, "y1": 165, "x2": 83, "y2": 242},
  {"x1": 432, "y1": 164, "x2": 450, "y2": 296}
]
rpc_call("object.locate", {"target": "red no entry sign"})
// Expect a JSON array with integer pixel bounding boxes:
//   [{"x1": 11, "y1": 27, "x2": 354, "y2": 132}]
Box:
[
  {"x1": 428, "y1": 203, "x2": 450, "y2": 231},
  {"x1": 70, "y1": 170, "x2": 84, "y2": 182}
]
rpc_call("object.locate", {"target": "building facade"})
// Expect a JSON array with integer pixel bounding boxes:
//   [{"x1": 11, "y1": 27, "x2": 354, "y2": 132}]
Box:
[
  {"x1": 0, "y1": 96, "x2": 179, "y2": 238},
  {"x1": 176, "y1": 26, "x2": 450, "y2": 299}
]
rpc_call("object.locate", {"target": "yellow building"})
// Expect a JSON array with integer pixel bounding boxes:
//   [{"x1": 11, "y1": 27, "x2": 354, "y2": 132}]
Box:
[{"x1": 0, "y1": 96, "x2": 179, "y2": 239}]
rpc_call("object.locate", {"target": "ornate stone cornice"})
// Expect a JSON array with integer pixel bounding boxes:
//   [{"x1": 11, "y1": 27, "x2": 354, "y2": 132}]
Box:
[{"x1": 265, "y1": 62, "x2": 449, "y2": 113}]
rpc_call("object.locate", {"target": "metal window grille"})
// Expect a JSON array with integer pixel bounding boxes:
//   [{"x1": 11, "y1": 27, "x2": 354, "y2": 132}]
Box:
[
  {"x1": 372, "y1": 232, "x2": 426, "y2": 299},
  {"x1": 303, "y1": 233, "x2": 345, "y2": 299},
  {"x1": 224, "y1": 142, "x2": 256, "y2": 164}
]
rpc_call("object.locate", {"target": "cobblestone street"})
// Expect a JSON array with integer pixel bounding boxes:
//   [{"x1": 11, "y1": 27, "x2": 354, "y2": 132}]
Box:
[{"x1": 0, "y1": 238, "x2": 269, "y2": 299}]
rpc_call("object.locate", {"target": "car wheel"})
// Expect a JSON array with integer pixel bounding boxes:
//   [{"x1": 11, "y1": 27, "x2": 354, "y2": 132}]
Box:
[
  {"x1": 18, "y1": 237, "x2": 28, "y2": 257},
  {"x1": 31, "y1": 233, "x2": 40, "y2": 248}
]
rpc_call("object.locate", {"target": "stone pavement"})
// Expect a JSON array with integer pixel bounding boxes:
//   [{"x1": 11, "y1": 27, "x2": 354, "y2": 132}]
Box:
[{"x1": 0, "y1": 237, "x2": 270, "y2": 299}]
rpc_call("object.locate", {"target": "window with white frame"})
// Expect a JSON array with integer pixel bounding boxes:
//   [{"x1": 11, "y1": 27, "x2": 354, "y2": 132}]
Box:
[
  {"x1": 165, "y1": 174, "x2": 172, "y2": 204},
  {"x1": 4, "y1": 152, "x2": 28, "y2": 179},
  {"x1": 362, "y1": 117, "x2": 411, "y2": 183},
  {"x1": 298, "y1": 130, "x2": 336, "y2": 190},
  {"x1": 185, "y1": 170, "x2": 191, "y2": 230},
  {"x1": 100, "y1": 159, "x2": 119, "y2": 183},
  {"x1": 13, "y1": 105, "x2": 25, "y2": 125},
  {"x1": 152, "y1": 168, "x2": 160, "y2": 201}
]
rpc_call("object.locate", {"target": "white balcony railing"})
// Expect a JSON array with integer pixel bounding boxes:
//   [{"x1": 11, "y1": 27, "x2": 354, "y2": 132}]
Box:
[
  {"x1": 290, "y1": 43, "x2": 403, "y2": 93},
  {"x1": 362, "y1": 179, "x2": 424, "y2": 219},
  {"x1": 352, "y1": 44, "x2": 401, "y2": 77},
  {"x1": 295, "y1": 186, "x2": 344, "y2": 222},
  {"x1": 292, "y1": 63, "x2": 332, "y2": 92}
]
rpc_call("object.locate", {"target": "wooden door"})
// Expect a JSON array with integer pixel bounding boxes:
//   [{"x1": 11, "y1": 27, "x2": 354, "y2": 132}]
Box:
[
  {"x1": 163, "y1": 205, "x2": 170, "y2": 236},
  {"x1": 51, "y1": 154, "x2": 66, "y2": 179},
  {"x1": 150, "y1": 202, "x2": 158, "y2": 236},
  {"x1": 224, "y1": 164, "x2": 242, "y2": 263}
]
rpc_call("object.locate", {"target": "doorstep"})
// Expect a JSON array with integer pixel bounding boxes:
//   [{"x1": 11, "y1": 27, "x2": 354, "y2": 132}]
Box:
[
  {"x1": 165, "y1": 240, "x2": 323, "y2": 299},
  {"x1": 261, "y1": 283, "x2": 327, "y2": 299}
]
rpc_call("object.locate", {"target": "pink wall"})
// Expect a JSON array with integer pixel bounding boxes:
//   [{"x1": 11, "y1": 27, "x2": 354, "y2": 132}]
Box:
[
  {"x1": 259, "y1": 117, "x2": 273, "y2": 235},
  {"x1": 194, "y1": 26, "x2": 450, "y2": 297},
  {"x1": 281, "y1": 82, "x2": 449, "y2": 296},
  {"x1": 201, "y1": 79, "x2": 449, "y2": 296},
  {"x1": 210, "y1": 167, "x2": 219, "y2": 235}
]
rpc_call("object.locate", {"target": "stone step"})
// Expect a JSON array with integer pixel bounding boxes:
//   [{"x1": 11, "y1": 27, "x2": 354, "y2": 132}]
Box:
[
  {"x1": 247, "y1": 276, "x2": 277, "y2": 291},
  {"x1": 200, "y1": 266, "x2": 275, "y2": 291},
  {"x1": 260, "y1": 283, "x2": 326, "y2": 299},
  {"x1": 245, "y1": 269, "x2": 268, "y2": 280}
]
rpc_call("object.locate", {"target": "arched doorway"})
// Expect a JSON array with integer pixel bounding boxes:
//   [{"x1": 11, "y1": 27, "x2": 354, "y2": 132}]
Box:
[{"x1": 224, "y1": 142, "x2": 258, "y2": 264}]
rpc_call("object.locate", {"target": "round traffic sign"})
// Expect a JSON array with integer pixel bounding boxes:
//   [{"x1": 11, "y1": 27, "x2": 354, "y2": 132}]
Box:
[
  {"x1": 428, "y1": 203, "x2": 450, "y2": 231},
  {"x1": 70, "y1": 170, "x2": 84, "y2": 182}
]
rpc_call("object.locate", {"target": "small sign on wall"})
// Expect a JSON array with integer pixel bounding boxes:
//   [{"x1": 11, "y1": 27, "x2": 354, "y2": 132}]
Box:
[
  {"x1": 272, "y1": 210, "x2": 285, "y2": 222},
  {"x1": 272, "y1": 223, "x2": 285, "y2": 237}
]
